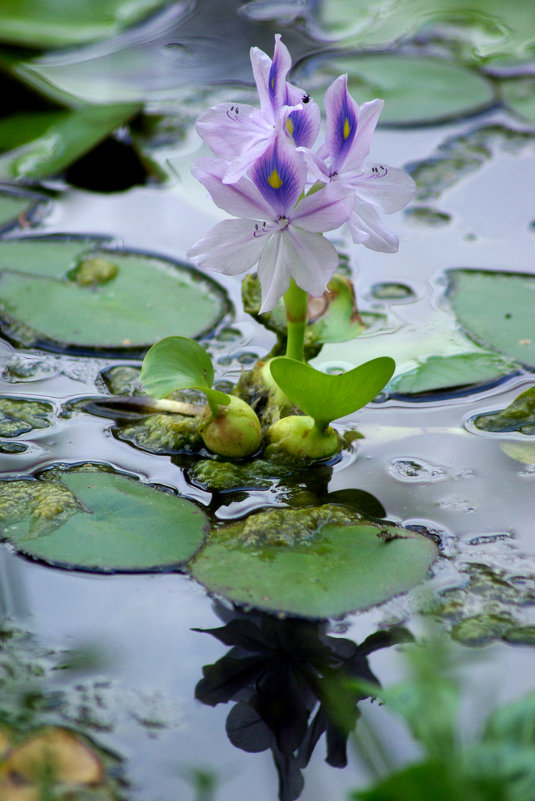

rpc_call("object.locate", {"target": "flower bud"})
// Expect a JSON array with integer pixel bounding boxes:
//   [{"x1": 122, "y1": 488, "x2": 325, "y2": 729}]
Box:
[{"x1": 265, "y1": 415, "x2": 340, "y2": 460}]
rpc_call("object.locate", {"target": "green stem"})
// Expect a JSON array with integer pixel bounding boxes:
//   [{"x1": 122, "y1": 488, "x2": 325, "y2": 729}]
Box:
[
  {"x1": 283, "y1": 279, "x2": 308, "y2": 361},
  {"x1": 206, "y1": 396, "x2": 220, "y2": 418}
]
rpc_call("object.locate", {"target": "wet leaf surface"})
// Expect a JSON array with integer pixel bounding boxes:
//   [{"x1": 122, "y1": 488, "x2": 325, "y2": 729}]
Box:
[
  {"x1": 387, "y1": 353, "x2": 517, "y2": 396},
  {"x1": 447, "y1": 269, "x2": 535, "y2": 368},
  {"x1": 0, "y1": 466, "x2": 208, "y2": 572},
  {"x1": 191, "y1": 505, "x2": 437, "y2": 618},
  {"x1": 0, "y1": 237, "x2": 229, "y2": 352},
  {"x1": 0, "y1": 397, "x2": 54, "y2": 437},
  {"x1": 473, "y1": 386, "x2": 535, "y2": 434}
]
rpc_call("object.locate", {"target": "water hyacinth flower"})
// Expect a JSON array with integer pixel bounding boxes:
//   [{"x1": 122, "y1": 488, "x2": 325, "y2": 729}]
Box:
[
  {"x1": 188, "y1": 34, "x2": 415, "y2": 312},
  {"x1": 188, "y1": 133, "x2": 351, "y2": 312},
  {"x1": 306, "y1": 74, "x2": 416, "y2": 252},
  {"x1": 196, "y1": 34, "x2": 320, "y2": 184}
]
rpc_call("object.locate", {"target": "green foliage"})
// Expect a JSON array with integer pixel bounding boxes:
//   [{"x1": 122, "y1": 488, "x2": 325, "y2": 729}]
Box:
[
  {"x1": 350, "y1": 638, "x2": 535, "y2": 801},
  {"x1": 0, "y1": 106, "x2": 139, "y2": 180},
  {"x1": 140, "y1": 336, "x2": 230, "y2": 408},
  {"x1": 269, "y1": 357, "x2": 395, "y2": 430},
  {"x1": 387, "y1": 353, "x2": 517, "y2": 395}
]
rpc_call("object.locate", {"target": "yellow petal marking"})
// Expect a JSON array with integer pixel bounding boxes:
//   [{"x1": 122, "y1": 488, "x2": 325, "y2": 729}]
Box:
[
  {"x1": 268, "y1": 169, "x2": 283, "y2": 189},
  {"x1": 343, "y1": 117, "x2": 351, "y2": 140},
  {"x1": 285, "y1": 117, "x2": 294, "y2": 136}
]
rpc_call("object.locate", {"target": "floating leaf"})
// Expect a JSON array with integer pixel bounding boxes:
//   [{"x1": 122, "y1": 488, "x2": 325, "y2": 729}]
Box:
[
  {"x1": 140, "y1": 336, "x2": 230, "y2": 406},
  {"x1": 0, "y1": 105, "x2": 140, "y2": 180},
  {"x1": 0, "y1": 467, "x2": 207, "y2": 572},
  {"x1": 0, "y1": 187, "x2": 49, "y2": 234},
  {"x1": 300, "y1": 54, "x2": 494, "y2": 125},
  {"x1": 191, "y1": 505, "x2": 437, "y2": 618},
  {"x1": 0, "y1": 0, "x2": 170, "y2": 47},
  {"x1": 387, "y1": 353, "x2": 517, "y2": 396},
  {"x1": 0, "y1": 236, "x2": 228, "y2": 352},
  {"x1": 269, "y1": 356, "x2": 395, "y2": 429},
  {"x1": 501, "y1": 76, "x2": 535, "y2": 123},
  {"x1": 447, "y1": 269, "x2": 535, "y2": 367},
  {"x1": 473, "y1": 386, "x2": 535, "y2": 434},
  {"x1": 501, "y1": 441, "x2": 535, "y2": 465}
]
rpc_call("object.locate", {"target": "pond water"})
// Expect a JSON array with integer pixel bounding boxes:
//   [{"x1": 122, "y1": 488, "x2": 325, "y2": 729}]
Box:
[{"x1": 1, "y1": 2, "x2": 535, "y2": 800}]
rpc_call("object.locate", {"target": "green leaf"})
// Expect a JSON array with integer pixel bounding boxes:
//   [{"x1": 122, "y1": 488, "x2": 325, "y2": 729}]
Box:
[
  {"x1": 191, "y1": 505, "x2": 437, "y2": 618},
  {"x1": 387, "y1": 353, "x2": 517, "y2": 395},
  {"x1": 483, "y1": 691, "x2": 535, "y2": 747},
  {"x1": 447, "y1": 269, "x2": 535, "y2": 368},
  {"x1": 0, "y1": 0, "x2": 170, "y2": 48},
  {"x1": 140, "y1": 336, "x2": 230, "y2": 406},
  {"x1": 269, "y1": 356, "x2": 395, "y2": 429},
  {"x1": 0, "y1": 467, "x2": 207, "y2": 572},
  {"x1": 501, "y1": 77, "x2": 535, "y2": 124},
  {"x1": 0, "y1": 105, "x2": 139, "y2": 180},
  {"x1": 0, "y1": 397, "x2": 54, "y2": 438},
  {"x1": 351, "y1": 760, "x2": 466, "y2": 801},
  {"x1": 0, "y1": 236, "x2": 228, "y2": 352},
  {"x1": 473, "y1": 387, "x2": 535, "y2": 434},
  {"x1": 301, "y1": 54, "x2": 494, "y2": 125}
]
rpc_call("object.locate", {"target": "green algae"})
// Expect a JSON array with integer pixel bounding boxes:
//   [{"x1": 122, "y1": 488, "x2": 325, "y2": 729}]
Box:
[
  {"x1": 189, "y1": 457, "x2": 296, "y2": 492},
  {"x1": 231, "y1": 504, "x2": 359, "y2": 549},
  {"x1": 116, "y1": 412, "x2": 201, "y2": 454},
  {"x1": 0, "y1": 397, "x2": 54, "y2": 437},
  {"x1": 0, "y1": 478, "x2": 82, "y2": 529},
  {"x1": 474, "y1": 386, "x2": 535, "y2": 435},
  {"x1": 70, "y1": 257, "x2": 119, "y2": 287}
]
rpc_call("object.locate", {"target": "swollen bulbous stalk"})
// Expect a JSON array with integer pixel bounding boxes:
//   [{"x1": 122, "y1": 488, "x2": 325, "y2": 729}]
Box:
[
  {"x1": 200, "y1": 396, "x2": 262, "y2": 458},
  {"x1": 265, "y1": 415, "x2": 341, "y2": 460}
]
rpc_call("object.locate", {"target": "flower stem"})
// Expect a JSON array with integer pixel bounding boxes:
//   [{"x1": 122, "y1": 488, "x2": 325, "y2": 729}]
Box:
[{"x1": 283, "y1": 279, "x2": 308, "y2": 362}]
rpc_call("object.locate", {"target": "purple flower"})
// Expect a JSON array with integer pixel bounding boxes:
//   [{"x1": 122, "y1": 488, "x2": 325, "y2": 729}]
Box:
[
  {"x1": 195, "y1": 34, "x2": 320, "y2": 184},
  {"x1": 306, "y1": 75, "x2": 416, "y2": 252},
  {"x1": 187, "y1": 133, "x2": 351, "y2": 312}
]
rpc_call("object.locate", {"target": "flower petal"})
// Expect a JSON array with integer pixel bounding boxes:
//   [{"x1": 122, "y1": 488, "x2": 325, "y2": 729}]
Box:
[
  {"x1": 348, "y1": 200, "x2": 399, "y2": 253},
  {"x1": 342, "y1": 98, "x2": 384, "y2": 172},
  {"x1": 251, "y1": 131, "x2": 306, "y2": 217},
  {"x1": 251, "y1": 34, "x2": 292, "y2": 118},
  {"x1": 323, "y1": 74, "x2": 360, "y2": 173},
  {"x1": 290, "y1": 183, "x2": 352, "y2": 232},
  {"x1": 284, "y1": 83, "x2": 321, "y2": 148},
  {"x1": 350, "y1": 163, "x2": 416, "y2": 213},
  {"x1": 187, "y1": 218, "x2": 266, "y2": 275},
  {"x1": 195, "y1": 103, "x2": 260, "y2": 158},
  {"x1": 257, "y1": 231, "x2": 291, "y2": 312},
  {"x1": 286, "y1": 226, "x2": 340, "y2": 297},
  {"x1": 192, "y1": 158, "x2": 274, "y2": 220}
]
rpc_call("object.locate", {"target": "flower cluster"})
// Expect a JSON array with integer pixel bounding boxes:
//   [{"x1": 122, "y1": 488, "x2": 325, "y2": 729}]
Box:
[{"x1": 187, "y1": 35, "x2": 415, "y2": 312}]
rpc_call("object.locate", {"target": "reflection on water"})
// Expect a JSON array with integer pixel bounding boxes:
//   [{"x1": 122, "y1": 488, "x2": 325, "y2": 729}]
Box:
[{"x1": 195, "y1": 606, "x2": 410, "y2": 801}]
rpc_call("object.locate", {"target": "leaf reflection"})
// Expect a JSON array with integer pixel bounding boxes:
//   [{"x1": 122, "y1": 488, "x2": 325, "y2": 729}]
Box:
[{"x1": 194, "y1": 609, "x2": 411, "y2": 801}]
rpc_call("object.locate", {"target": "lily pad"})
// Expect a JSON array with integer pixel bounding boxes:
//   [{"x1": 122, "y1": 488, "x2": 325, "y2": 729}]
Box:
[
  {"x1": 447, "y1": 269, "x2": 535, "y2": 367},
  {"x1": 0, "y1": 0, "x2": 170, "y2": 47},
  {"x1": 0, "y1": 187, "x2": 49, "y2": 234},
  {"x1": 501, "y1": 76, "x2": 535, "y2": 124},
  {"x1": 0, "y1": 236, "x2": 229, "y2": 353},
  {"x1": 473, "y1": 386, "x2": 535, "y2": 434},
  {"x1": 191, "y1": 505, "x2": 437, "y2": 618},
  {"x1": 301, "y1": 54, "x2": 494, "y2": 125},
  {"x1": 0, "y1": 466, "x2": 207, "y2": 572},
  {"x1": 0, "y1": 397, "x2": 54, "y2": 437},
  {"x1": 387, "y1": 353, "x2": 517, "y2": 396}
]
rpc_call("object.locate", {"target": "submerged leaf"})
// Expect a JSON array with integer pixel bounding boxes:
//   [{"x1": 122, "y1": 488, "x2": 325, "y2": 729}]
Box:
[{"x1": 473, "y1": 386, "x2": 535, "y2": 434}]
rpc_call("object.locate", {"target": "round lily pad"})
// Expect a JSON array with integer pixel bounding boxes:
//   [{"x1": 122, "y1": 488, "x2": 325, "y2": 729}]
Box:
[
  {"x1": 0, "y1": 466, "x2": 208, "y2": 572},
  {"x1": 447, "y1": 269, "x2": 535, "y2": 368},
  {"x1": 300, "y1": 54, "x2": 495, "y2": 125},
  {"x1": 0, "y1": 236, "x2": 229, "y2": 353},
  {"x1": 191, "y1": 505, "x2": 437, "y2": 618},
  {"x1": 0, "y1": 187, "x2": 49, "y2": 234}
]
